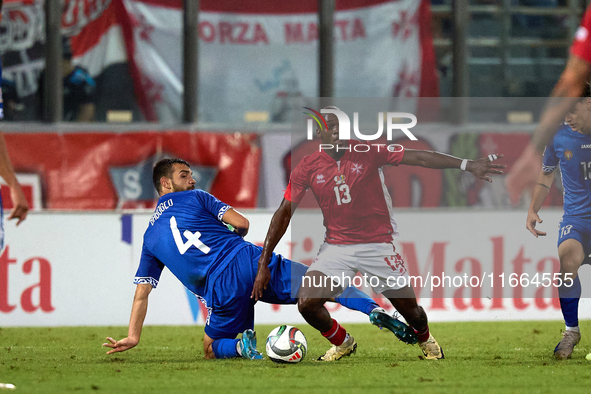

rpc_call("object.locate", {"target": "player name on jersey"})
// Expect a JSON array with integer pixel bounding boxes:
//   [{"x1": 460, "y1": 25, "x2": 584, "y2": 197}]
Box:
[{"x1": 150, "y1": 199, "x2": 173, "y2": 225}]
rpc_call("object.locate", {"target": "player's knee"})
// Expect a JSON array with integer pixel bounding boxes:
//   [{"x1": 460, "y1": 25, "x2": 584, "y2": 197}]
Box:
[
  {"x1": 559, "y1": 240, "x2": 585, "y2": 273},
  {"x1": 560, "y1": 253, "x2": 583, "y2": 275},
  {"x1": 297, "y1": 297, "x2": 311, "y2": 315}
]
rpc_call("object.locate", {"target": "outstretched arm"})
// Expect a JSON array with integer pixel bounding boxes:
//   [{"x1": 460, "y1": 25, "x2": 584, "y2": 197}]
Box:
[
  {"x1": 0, "y1": 132, "x2": 28, "y2": 225},
  {"x1": 531, "y1": 55, "x2": 590, "y2": 152},
  {"x1": 526, "y1": 170, "x2": 555, "y2": 238},
  {"x1": 400, "y1": 149, "x2": 505, "y2": 182},
  {"x1": 103, "y1": 284, "x2": 152, "y2": 354},
  {"x1": 251, "y1": 198, "x2": 297, "y2": 300},
  {"x1": 506, "y1": 55, "x2": 591, "y2": 202}
]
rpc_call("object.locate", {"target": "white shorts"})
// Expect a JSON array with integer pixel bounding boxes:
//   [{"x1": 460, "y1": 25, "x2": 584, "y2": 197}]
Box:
[{"x1": 307, "y1": 241, "x2": 410, "y2": 294}]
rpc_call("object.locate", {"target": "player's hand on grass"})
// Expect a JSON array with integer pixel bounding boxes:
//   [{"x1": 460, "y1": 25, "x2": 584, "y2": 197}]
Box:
[
  {"x1": 526, "y1": 211, "x2": 546, "y2": 238},
  {"x1": 251, "y1": 264, "x2": 271, "y2": 300},
  {"x1": 466, "y1": 153, "x2": 505, "y2": 183},
  {"x1": 103, "y1": 337, "x2": 138, "y2": 354}
]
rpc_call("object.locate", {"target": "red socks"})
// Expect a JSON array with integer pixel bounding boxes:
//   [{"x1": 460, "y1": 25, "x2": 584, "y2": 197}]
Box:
[
  {"x1": 322, "y1": 319, "x2": 347, "y2": 346},
  {"x1": 413, "y1": 325, "x2": 430, "y2": 342}
]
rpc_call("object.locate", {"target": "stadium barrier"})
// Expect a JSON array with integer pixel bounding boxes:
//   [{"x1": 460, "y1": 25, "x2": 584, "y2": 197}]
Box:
[{"x1": 3, "y1": 209, "x2": 590, "y2": 327}]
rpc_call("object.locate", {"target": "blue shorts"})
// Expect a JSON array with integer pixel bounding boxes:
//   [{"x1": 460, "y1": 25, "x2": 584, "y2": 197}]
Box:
[
  {"x1": 204, "y1": 244, "x2": 308, "y2": 340},
  {"x1": 558, "y1": 215, "x2": 591, "y2": 265}
]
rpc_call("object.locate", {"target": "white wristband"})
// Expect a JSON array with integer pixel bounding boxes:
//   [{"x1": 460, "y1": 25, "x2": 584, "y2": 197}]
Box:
[{"x1": 460, "y1": 159, "x2": 468, "y2": 171}]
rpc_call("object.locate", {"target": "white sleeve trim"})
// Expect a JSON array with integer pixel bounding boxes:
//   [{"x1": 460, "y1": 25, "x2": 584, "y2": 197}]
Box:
[
  {"x1": 217, "y1": 205, "x2": 231, "y2": 221},
  {"x1": 134, "y1": 277, "x2": 159, "y2": 288},
  {"x1": 542, "y1": 165, "x2": 556, "y2": 173}
]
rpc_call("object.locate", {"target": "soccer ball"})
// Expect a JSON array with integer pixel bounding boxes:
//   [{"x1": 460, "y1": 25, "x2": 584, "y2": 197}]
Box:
[{"x1": 265, "y1": 325, "x2": 307, "y2": 363}]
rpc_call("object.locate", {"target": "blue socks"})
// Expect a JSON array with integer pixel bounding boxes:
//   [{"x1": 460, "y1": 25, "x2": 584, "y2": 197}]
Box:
[
  {"x1": 335, "y1": 286, "x2": 379, "y2": 316},
  {"x1": 558, "y1": 274, "x2": 581, "y2": 328},
  {"x1": 211, "y1": 338, "x2": 240, "y2": 359}
]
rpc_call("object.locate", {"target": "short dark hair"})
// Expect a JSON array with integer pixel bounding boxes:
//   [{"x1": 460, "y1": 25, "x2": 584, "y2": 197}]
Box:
[
  {"x1": 582, "y1": 83, "x2": 591, "y2": 99},
  {"x1": 152, "y1": 158, "x2": 190, "y2": 193}
]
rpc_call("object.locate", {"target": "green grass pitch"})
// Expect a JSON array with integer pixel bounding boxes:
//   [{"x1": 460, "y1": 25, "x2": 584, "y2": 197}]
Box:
[{"x1": 2, "y1": 321, "x2": 591, "y2": 393}]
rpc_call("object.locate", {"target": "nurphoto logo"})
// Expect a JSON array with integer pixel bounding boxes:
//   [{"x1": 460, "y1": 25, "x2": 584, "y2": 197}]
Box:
[{"x1": 303, "y1": 107, "x2": 418, "y2": 141}]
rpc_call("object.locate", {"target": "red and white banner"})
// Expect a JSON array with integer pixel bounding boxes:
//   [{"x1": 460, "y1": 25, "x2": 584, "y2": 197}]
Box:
[
  {"x1": 3, "y1": 131, "x2": 261, "y2": 210},
  {"x1": 0, "y1": 0, "x2": 437, "y2": 122},
  {"x1": 0, "y1": 0, "x2": 125, "y2": 81},
  {"x1": 1, "y1": 210, "x2": 586, "y2": 327},
  {"x1": 65, "y1": 0, "x2": 128, "y2": 77},
  {"x1": 0, "y1": 0, "x2": 134, "y2": 121},
  {"x1": 123, "y1": 0, "x2": 438, "y2": 123}
]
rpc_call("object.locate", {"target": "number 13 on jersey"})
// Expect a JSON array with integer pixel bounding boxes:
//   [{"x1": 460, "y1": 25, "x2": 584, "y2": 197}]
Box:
[{"x1": 334, "y1": 184, "x2": 351, "y2": 205}]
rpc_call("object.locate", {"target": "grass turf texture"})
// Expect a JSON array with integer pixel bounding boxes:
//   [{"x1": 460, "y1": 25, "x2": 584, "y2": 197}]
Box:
[{"x1": 2, "y1": 321, "x2": 591, "y2": 393}]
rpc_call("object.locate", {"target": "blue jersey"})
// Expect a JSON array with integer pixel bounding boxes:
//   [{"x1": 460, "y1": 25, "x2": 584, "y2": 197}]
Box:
[
  {"x1": 543, "y1": 124, "x2": 591, "y2": 217},
  {"x1": 134, "y1": 190, "x2": 246, "y2": 298}
]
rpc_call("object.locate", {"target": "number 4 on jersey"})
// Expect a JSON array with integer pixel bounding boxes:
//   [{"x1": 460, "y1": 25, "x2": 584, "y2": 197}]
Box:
[{"x1": 170, "y1": 216, "x2": 211, "y2": 255}]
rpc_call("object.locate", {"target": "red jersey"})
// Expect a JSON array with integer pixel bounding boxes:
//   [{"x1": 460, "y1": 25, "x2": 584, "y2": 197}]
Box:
[
  {"x1": 571, "y1": 6, "x2": 591, "y2": 64},
  {"x1": 285, "y1": 141, "x2": 405, "y2": 245}
]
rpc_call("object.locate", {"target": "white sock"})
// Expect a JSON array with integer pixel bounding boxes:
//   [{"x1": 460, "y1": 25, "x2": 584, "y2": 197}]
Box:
[
  {"x1": 340, "y1": 333, "x2": 350, "y2": 345},
  {"x1": 566, "y1": 325, "x2": 580, "y2": 332}
]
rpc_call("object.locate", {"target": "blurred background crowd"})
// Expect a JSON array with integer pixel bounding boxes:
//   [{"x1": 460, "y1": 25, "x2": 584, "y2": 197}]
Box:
[{"x1": 0, "y1": 0, "x2": 584, "y2": 211}]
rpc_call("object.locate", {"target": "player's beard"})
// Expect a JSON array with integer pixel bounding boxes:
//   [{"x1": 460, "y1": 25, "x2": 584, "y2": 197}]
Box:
[{"x1": 171, "y1": 182, "x2": 195, "y2": 192}]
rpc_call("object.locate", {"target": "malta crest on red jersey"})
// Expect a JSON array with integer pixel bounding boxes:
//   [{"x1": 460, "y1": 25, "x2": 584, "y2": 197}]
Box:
[{"x1": 334, "y1": 174, "x2": 346, "y2": 185}]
